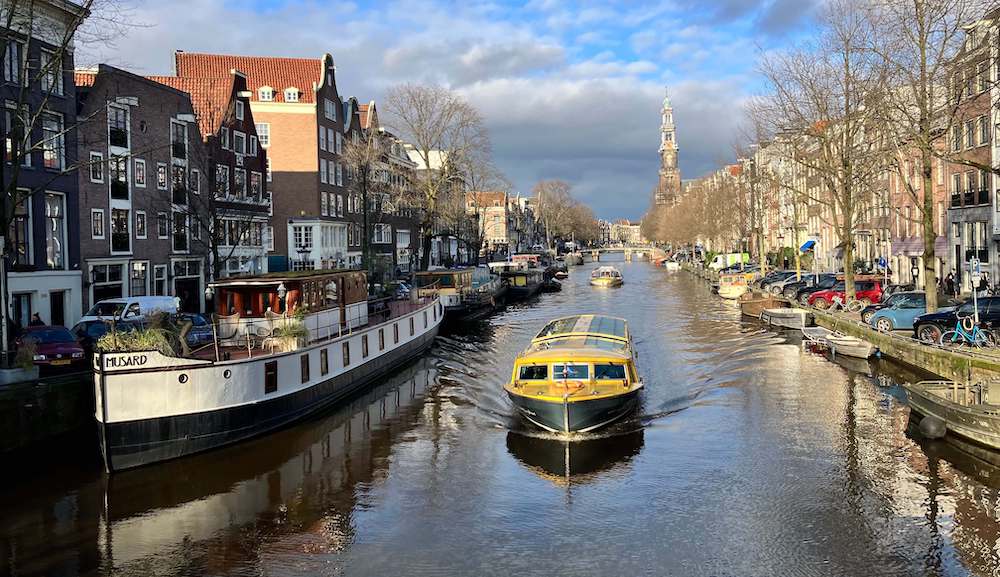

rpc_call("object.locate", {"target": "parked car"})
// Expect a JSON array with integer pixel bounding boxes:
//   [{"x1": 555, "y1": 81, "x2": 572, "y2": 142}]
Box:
[
  {"x1": 867, "y1": 291, "x2": 933, "y2": 332},
  {"x1": 783, "y1": 273, "x2": 836, "y2": 300},
  {"x1": 881, "y1": 283, "x2": 916, "y2": 298},
  {"x1": 760, "y1": 270, "x2": 797, "y2": 292},
  {"x1": 768, "y1": 272, "x2": 812, "y2": 295},
  {"x1": 795, "y1": 276, "x2": 841, "y2": 305},
  {"x1": 912, "y1": 297, "x2": 999, "y2": 343},
  {"x1": 15, "y1": 325, "x2": 85, "y2": 369},
  {"x1": 860, "y1": 291, "x2": 914, "y2": 324},
  {"x1": 78, "y1": 296, "x2": 178, "y2": 324},
  {"x1": 808, "y1": 281, "x2": 882, "y2": 309},
  {"x1": 175, "y1": 313, "x2": 215, "y2": 348}
]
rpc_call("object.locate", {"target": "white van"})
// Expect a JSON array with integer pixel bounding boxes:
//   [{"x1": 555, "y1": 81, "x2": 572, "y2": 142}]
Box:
[{"x1": 78, "y1": 296, "x2": 178, "y2": 324}]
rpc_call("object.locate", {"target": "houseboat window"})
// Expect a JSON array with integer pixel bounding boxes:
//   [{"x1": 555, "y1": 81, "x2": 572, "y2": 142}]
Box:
[
  {"x1": 324, "y1": 281, "x2": 338, "y2": 306},
  {"x1": 594, "y1": 364, "x2": 626, "y2": 380},
  {"x1": 362, "y1": 335, "x2": 369, "y2": 358},
  {"x1": 265, "y1": 361, "x2": 278, "y2": 394},
  {"x1": 343, "y1": 342, "x2": 350, "y2": 366},
  {"x1": 423, "y1": 310, "x2": 428, "y2": 328},
  {"x1": 300, "y1": 354, "x2": 310, "y2": 383},
  {"x1": 379, "y1": 328, "x2": 385, "y2": 350},
  {"x1": 320, "y1": 349, "x2": 329, "y2": 376},
  {"x1": 518, "y1": 365, "x2": 548, "y2": 380},
  {"x1": 409, "y1": 317, "x2": 414, "y2": 336},
  {"x1": 553, "y1": 364, "x2": 589, "y2": 380},
  {"x1": 394, "y1": 323, "x2": 399, "y2": 343}
]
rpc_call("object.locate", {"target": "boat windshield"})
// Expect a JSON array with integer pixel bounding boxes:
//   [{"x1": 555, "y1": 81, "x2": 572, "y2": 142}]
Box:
[
  {"x1": 594, "y1": 363, "x2": 626, "y2": 380},
  {"x1": 415, "y1": 274, "x2": 454, "y2": 288},
  {"x1": 527, "y1": 336, "x2": 628, "y2": 353},
  {"x1": 553, "y1": 363, "x2": 589, "y2": 380},
  {"x1": 518, "y1": 365, "x2": 548, "y2": 380}
]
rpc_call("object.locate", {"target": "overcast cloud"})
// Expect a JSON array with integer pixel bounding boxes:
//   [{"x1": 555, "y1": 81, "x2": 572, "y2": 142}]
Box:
[{"x1": 80, "y1": 0, "x2": 817, "y2": 220}]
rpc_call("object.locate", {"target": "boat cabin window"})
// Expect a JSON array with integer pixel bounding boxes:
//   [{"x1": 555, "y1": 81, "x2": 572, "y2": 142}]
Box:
[
  {"x1": 553, "y1": 363, "x2": 589, "y2": 380},
  {"x1": 594, "y1": 363, "x2": 626, "y2": 380},
  {"x1": 518, "y1": 365, "x2": 548, "y2": 380}
]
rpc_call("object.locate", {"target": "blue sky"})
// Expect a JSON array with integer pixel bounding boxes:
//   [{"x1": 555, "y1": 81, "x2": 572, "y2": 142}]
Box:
[{"x1": 85, "y1": 0, "x2": 821, "y2": 219}]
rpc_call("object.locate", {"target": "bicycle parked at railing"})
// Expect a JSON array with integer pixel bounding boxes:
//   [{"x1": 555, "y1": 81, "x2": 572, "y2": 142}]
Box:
[
  {"x1": 829, "y1": 295, "x2": 866, "y2": 314},
  {"x1": 938, "y1": 313, "x2": 996, "y2": 348}
]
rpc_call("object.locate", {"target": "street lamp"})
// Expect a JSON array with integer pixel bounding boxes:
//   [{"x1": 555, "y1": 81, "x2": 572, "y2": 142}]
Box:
[{"x1": 204, "y1": 285, "x2": 214, "y2": 315}]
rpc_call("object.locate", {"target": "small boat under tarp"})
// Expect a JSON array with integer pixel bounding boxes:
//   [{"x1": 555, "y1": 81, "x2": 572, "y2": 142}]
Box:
[
  {"x1": 739, "y1": 292, "x2": 788, "y2": 318},
  {"x1": 800, "y1": 326, "x2": 875, "y2": 358},
  {"x1": 761, "y1": 308, "x2": 812, "y2": 329},
  {"x1": 904, "y1": 380, "x2": 1000, "y2": 455}
]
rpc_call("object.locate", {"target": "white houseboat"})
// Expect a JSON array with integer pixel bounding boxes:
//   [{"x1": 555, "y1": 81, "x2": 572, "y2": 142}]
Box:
[{"x1": 93, "y1": 269, "x2": 442, "y2": 472}]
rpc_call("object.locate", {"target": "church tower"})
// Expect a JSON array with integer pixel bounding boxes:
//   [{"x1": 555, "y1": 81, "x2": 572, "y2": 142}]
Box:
[{"x1": 655, "y1": 90, "x2": 680, "y2": 206}]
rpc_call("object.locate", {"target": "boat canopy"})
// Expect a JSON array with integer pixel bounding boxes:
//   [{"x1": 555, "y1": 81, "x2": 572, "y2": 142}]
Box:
[{"x1": 533, "y1": 314, "x2": 628, "y2": 342}]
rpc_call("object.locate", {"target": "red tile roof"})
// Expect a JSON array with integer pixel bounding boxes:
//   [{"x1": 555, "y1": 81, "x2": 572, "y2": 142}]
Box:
[
  {"x1": 74, "y1": 70, "x2": 96, "y2": 87},
  {"x1": 173, "y1": 51, "x2": 325, "y2": 103},
  {"x1": 147, "y1": 75, "x2": 235, "y2": 138},
  {"x1": 467, "y1": 191, "x2": 507, "y2": 207}
]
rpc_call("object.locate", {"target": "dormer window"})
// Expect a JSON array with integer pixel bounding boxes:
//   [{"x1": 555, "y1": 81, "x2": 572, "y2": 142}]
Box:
[
  {"x1": 284, "y1": 87, "x2": 299, "y2": 102},
  {"x1": 258, "y1": 86, "x2": 273, "y2": 101}
]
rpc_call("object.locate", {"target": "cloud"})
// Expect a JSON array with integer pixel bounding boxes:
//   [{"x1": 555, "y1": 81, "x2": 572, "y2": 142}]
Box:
[{"x1": 77, "y1": 0, "x2": 775, "y2": 220}]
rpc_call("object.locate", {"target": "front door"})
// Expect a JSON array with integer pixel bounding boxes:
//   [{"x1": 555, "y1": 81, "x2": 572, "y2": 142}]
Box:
[
  {"x1": 12, "y1": 293, "x2": 31, "y2": 332},
  {"x1": 174, "y1": 278, "x2": 200, "y2": 313},
  {"x1": 49, "y1": 291, "x2": 65, "y2": 327}
]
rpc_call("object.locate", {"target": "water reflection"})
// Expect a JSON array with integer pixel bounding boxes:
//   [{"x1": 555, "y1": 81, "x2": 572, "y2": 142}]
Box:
[{"x1": 505, "y1": 429, "x2": 644, "y2": 486}]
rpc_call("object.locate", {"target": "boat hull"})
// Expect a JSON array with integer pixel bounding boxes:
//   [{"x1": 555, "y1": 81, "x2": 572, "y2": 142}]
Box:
[
  {"x1": 905, "y1": 385, "x2": 1000, "y2": 452},
  {"x1": 98, "y1": 319, "x2": 440, "y2": 472},
  {"x1": 507, "y1": 388, "x2": 640, "y2": 433},
  {"x1": 738, "y1": 294, "x2": 787, "y2": 317},
  {"x1": 507, "y1": 282, "x2": 541, "y2": 300},
  {"x1": 590, "y1": 279, "x2": 623, "y2": 288},
  {"x1": 718, "y1": 286, "x2": 748, "y2": 300},
  {"x1": 761, "y1": 308, "x2": 811, "y2": 329}
]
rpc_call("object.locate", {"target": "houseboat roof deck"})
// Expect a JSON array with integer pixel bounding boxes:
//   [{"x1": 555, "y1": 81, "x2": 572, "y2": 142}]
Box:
[
  {"x1": 209, "y1": 268, "x2": 358, "y2": 287},
  {"x1": 533, "y1": 314, "x2": 629, "y2": 342}
]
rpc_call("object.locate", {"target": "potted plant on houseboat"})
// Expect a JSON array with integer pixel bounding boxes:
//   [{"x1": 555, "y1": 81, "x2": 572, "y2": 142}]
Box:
[{"x1": 0, "y1": 339, "x2": 40, "y2": 385}]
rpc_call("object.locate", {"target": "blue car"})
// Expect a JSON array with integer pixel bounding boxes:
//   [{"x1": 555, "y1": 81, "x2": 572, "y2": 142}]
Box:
[{"x1": 869, "y1": 291, "x2": 951, "y2": 333}]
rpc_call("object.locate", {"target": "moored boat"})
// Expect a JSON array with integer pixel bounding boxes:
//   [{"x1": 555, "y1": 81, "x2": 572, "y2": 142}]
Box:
[
  {"x1": 718, "y1": 272, "x2": 749, "y2": 299},
  {"x1": 664, "y1": 261, "x2": 680, "y2": 272},
  {"x1": 415, "y1": 267, "x2": 502, "y2": 322},
  {"x1": 565, "y1": 252, "x2": 584, "y2": 266},
  {"x1": 505, "y1": 314, "x2": 643, "y2": 433},
  {"x1": 490, "y1": 261, "x2": 544, "y2": 300},
  {"x1": 590, "y1": 266, "x2": 623, "y2": 287},
  {"x1": 761, "y1": 307, "x2": 812, "y2": 329},
  {"x1": 904, "y1": 380, "x2": 1000, "y2": 453},
  {"x1": 739, "y1": 292, "x2": 788, "y2": 317},
  {"x1": 93, "y1": 269, "x2": 442, "y2": 472},
  {"x1": 825, "y1": 333, "x2": 875, "y2": 359}
]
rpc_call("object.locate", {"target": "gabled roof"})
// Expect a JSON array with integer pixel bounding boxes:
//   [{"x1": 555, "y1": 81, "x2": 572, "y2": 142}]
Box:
[
  {"x1": 147, "y1": 74, "x2": 235, "y2": 138},
  {"x1": 467, "y1": 191, "x2": 507, "y2": 207},
  {"x1": 173, "y1": 51, "x2": 329, "y2": 103},
  {"x1": 358, "y1": 101, "x2": 376, "y2": 130}
]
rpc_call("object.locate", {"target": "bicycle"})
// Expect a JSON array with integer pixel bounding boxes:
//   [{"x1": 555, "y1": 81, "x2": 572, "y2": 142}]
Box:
[
  {"x1": 939, "y1": 313, "x2": 996, "y2": 348},
  {"x1": 829, "y1": 295, "x2": 866, "y2": 314}
]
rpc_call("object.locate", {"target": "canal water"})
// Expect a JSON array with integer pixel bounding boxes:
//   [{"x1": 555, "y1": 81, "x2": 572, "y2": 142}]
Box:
[{"x1": 2, "y1": 258, "x2": 1000, "y2": 577}]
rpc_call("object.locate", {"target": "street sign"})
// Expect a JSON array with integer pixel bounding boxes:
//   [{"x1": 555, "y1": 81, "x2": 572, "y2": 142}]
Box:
[
  {"x1": 970, "y1": 257, "x2": 982, "y2": 285},
  {"x1": 877, "y1": 257, "x2": 886, "y2": 269}
]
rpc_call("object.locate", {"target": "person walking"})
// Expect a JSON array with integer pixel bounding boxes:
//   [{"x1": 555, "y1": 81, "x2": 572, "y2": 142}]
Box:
[{"x1": 945, "y1": 272, "x2": 956, "y2": 298}]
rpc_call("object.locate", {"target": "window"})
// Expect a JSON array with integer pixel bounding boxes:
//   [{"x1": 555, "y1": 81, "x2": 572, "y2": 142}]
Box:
[
  {"x1": 40, "y1": 50, "x2": 62, "y2": 95},
  {"x1": 250, "y1": 135, "x2": 258, "y2": 156},
  {"x1": 91, "y1": 209, "x2": 105, "y2": 239},
  {"x1": 172, "y1": 166, "x2": 187, "y2": 204},
  {"x1": 42, "y1": 112, "x2": 64, "y2": 169},
  {"x1": 292, "y1": 225, "x2": 313, "y2": 249},
  {"x1": 518, "y1": 365, "x2": 548, "y2": 380},
  {"x1": 234, "y1": 169, "x2": 246, "y2": 198},
  {"x1": 111, "y1": 209, "x2": 130, "y2": 253},
  {"x1": 328, "y1": 162, "x2": 335, "y2": 185},
  {"x1": 4, "y1": 40, "x2": 23, "y2": 84},
  {"x1": 130, "y1": 261, "x2": 148, "y2": 296},
  {"x1": 335, "y1": 163, "x2": 342, "y2": 186},
  {"x1": 258, "y1": 86, "x2": 273, "y2": 102},
  {"x1": 109, "y1": 155, "x2": 128, "y2": 199},
  {"x1": 233, "y1": 131, "x2": 246, "y2": 155},
  {"x1": 373, "y1": 223, "x2": 392, "y2": 243},
  {"x1": 109, "y1": 105, "x2": 128, "y2": 148},
  {"x1": 952, "y1": 222, "x2": 960, "y2": 239},
  {"x1": 362, "y1": 335, "x2": 369, "y2": 358},
  {"x1": 321, "y1": 191, "x2": 328, "y2": 216},
  {"x1": 216, "y1": 165, "x2": 230, "y2": 196},
  {"x1": 335, "y1": 132, "x2": 342, "y2": 154},
  {"x1": 320, "y1": 158, "x2": 328, "y2": 184},
  {"x1": 173, "y1": 212, "x2": 188, "y2": 252},
  {"x1": 320, "y1": 349, "x2": 329, "y2": 376},
  {"x1": 190, "y1": 168, "x2": 200, "y2": 194},
  {"x1": 980, "y1": 116, "x2": 989, "y2": 146},
  {"x1": 953, "y1": 124, "x2": 962, "y2": 151},
  {"x1": 300, "y1": 354, "x2": 310, "y2": 383},
  {"x1": 157, "y1": 212, "x2": 169, "y2": 238},
  {"x1": 45, "y1": 193, "x2": 64, "y2": 269},
  {"x1": 5, "y1": 103, "x2": 29, "y2": 166},
  {"x1": 324, "y1": 98, "x2": 336, "y2": 120},
  {"x1": 409, "y1": 316, "x2": 414, "y2": 336},
  {"x1": 157, "y1": 163, "x2": 168, "y2": 189},
  {"x1": 965, "y1": 120, "x2": 975, "y2": 149},
  {"x1": 266, "y1": 226, "x2": 274, "y2": 251},
  {"x1": 153, "y1": 264, "x2": 167, "y2": 295},
  {"x1": 336, "y1": 194, "x2": 343, "y2": 217},
  {"x1": 979, "y1": 61, "x2": 989, "y2": 92},
  {"x1": 553, "y1": 364, "x2": 589, "y2": 380},
  {"x1": 327, "y1": 128, "x2": 335, "y2": 153},
  {"x1": 284, "y1": 87, "x2": 299, "y2": 102},
  {"x1": 236, "y1": 100, "x2": 245, "y2": 120},
  {"x1": 342, "y1": 342, "x2": 350, "y2": 366},
  {"x1": 256, "y1": 122, "x2": 270, "y2": 147},
  {"x1": 221, "y1": 127, "x2": 229, "y2": 150},
  {"x1": 265, "y1": 361, "x2": 278, "y2": 394},
  {"x1": 9, "y1": 199, "x2": 28, "y2": 266},
  {"x1": 379, "y1": 328, "x2": 385, "y2": 350},
  {"x1": 89, "y1": 152, "x2": 104, "y2": 182},
  {"x1": 135, "y1": 210, "x2": 147, "y2": 239},
  {"x1": 171, "y1": 122, "x2": 187, "y2": 159},
  {"x1": 319, "y1": 125, "x2": 327, "y2": 151},
  {"x1": 394, "y1": 323, "x2": 399, "y2": 344},
  {"x1": 134, "y1": 158, "x2": 146, "y2": 187},
  {"x1": 250, "y1": 172, "x2": 262, "y2": 201}
]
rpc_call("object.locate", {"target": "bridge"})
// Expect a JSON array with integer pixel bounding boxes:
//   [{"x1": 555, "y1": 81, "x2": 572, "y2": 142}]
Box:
[{"x1": 585, "y1": 245, "x2": 665, "y2": 262}]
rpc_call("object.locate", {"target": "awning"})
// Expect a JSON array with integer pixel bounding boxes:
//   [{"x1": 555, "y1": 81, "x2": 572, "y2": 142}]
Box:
[{"x1": 799, "y1": 240, "x2": 816, "y2": 252}]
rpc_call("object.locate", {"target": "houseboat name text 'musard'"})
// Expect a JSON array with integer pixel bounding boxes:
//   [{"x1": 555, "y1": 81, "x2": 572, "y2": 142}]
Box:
[{"x1": 92, "y1": 269, "x2": 443, "y2": 472}]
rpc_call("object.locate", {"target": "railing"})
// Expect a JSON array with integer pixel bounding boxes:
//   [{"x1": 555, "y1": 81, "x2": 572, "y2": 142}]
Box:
[{"x1": 951, "y1": 193, "x2": 961, "y2": 208}]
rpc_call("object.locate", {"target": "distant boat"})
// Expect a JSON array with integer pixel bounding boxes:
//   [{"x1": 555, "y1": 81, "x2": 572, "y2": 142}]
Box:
[
  {"x1": 761, "y1": 307, "x2": 812, "y2": 329},
  {"x1": 663, "y1": 261, "x2": 680, "y2": 272},
  {"x1": 590, "y1": 266, "x2": 623, "y2": 288},
  {"x1": 904, "y1": 380, "x2": 1000, "y2": 455},
  {"x1": 505, "y1": 314, "x2": 642, "y2": 433}
]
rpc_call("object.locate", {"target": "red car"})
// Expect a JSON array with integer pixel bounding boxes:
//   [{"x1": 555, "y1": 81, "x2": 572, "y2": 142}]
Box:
[
  {"x1": 16, "y1": 325, "x2": 86, "y2": 368},
  {"x1": 807, "y1": 281, "x2": 882, "y2": 309}
]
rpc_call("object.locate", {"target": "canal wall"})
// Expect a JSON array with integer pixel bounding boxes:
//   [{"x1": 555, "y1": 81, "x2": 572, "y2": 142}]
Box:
[{"x1": 0, "y1": 373, "x2": 94, "y2": 455}]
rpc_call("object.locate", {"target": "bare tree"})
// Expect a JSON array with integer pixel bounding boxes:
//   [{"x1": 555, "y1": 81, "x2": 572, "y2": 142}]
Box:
[{"x1": 382, "y1": 83, "x2": 489, "y2": 270}]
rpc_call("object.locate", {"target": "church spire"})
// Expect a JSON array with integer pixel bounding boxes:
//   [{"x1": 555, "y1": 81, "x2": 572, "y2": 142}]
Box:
[{"x1": 655, "y1": 87, "x2": 680, "y2": 206}]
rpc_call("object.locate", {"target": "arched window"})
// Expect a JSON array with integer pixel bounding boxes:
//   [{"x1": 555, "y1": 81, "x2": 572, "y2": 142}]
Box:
[
  {"x1": 258, "y1": 86, "x2": 273, "y2": 101},
  {"x1": 284, "y1": 87, "x2": 299, "y2": 102}
]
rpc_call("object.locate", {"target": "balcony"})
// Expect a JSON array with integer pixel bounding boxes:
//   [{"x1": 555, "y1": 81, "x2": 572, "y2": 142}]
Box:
[
  {"x1": 171, "y1": 141, "x2": 186, "y2": 160},
  {"x1": 964, "y1": 190, "x2": 974, "y2": 206},
  {"x1": 110, "y1": 179, "x2": 129, "y2": 200},
  {"x1": 978, "y1": 188, "x2": 991, "y2": 206},
  {"x1": 109, "y1": 127, "x2": 128, "y2": 149}
]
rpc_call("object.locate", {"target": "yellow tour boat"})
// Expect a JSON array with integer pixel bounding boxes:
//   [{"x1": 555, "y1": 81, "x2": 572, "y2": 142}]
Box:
[
  {"x1": 590, "y1": 266, "x2": 623, "y2": 287},
  {"x1": 505, "y1": 314, "x2": 643, "y2": 433}
]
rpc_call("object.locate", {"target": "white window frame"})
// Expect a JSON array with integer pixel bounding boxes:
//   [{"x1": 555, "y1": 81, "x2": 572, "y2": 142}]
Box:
[
  {"x1": 235, "y1": 100, "x2": 245, "y2": 120},
  {"x1": 327, "y1": 128, "x2": 335, "y2": 153},
  {"x1": 133, "y1": 158, "x2": 146, "y2": 188},
  {"x1": 157, "y1": 211, "x2": 169, "y2": 239},
  {"x1": 157, "y1": 163, "x2": 168, "y2": 190},
  {"x1": 324, "y1": 98, "x2": 336, "y2": 121},
  {"x1": 266, "y1": 225, "x2": 274, "y2": 251},
  {"x1": 336, "y1": 132, "x2": 342, "y2": 154},
  {"x1": 255, "y1": 122, "x2": 270, "y2": 147},
  {"x1": 89, "y1": 152, "x2": 104, "y2": 183},
  {"x1": 258, "y1": 86, "x2": 273, "y2": 102},
  {"x1": 233, "y1": 130, "x2": 246, "y2": 155},
  {"x1": 190, "y1": 168, "x2": 200, "y2": 194},
  {"x1": 266, "y1": 157, "x2": 272, "y2": 182},
  {"x1": 284, "y1": 87, "x2": 299, "y2": 102},
  {"x1": 250, "y1": 135, "x2": 258, "y2": 156},
  {"x1": 91, "y1": 209, "x2": 105, "y2": 239},
  {"x1": 135, "y1": 210, "x2": 147, "y2": 239},
  {"x1": 221, "y1": 127, "x2": 230, "y2": 150},
  {"x1": 335, "y1": 163, "x2": 342, "y2": 186},
  {"x1": 320, "y1": 158, "x2": 328, "y2": 184},
  {"x1": 319, "y1": 125, "x2": 327, "y2": 151}
]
